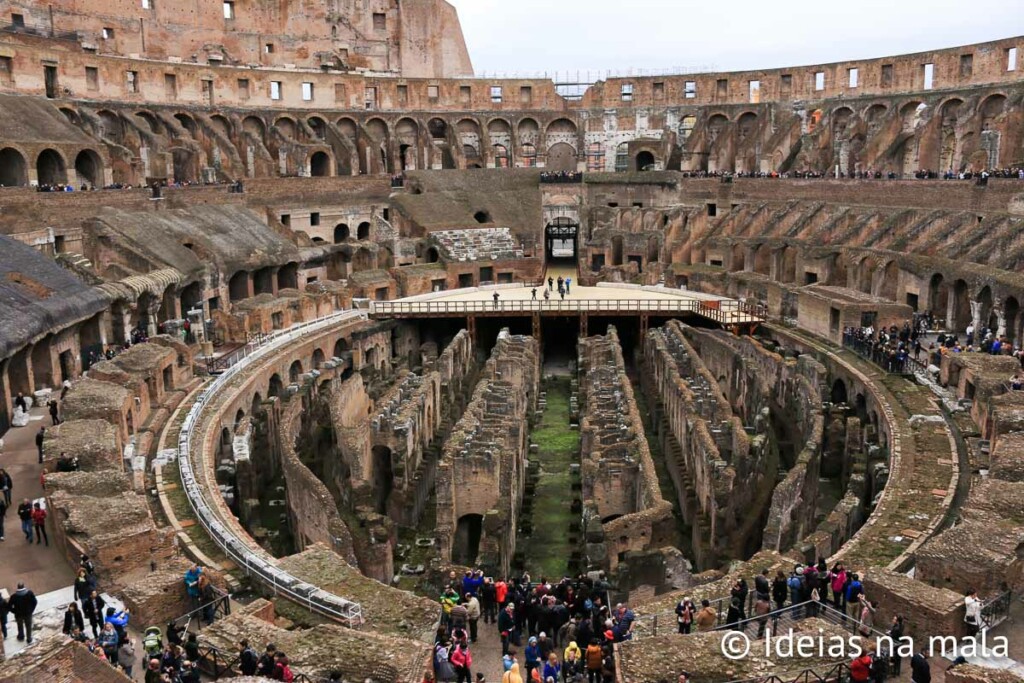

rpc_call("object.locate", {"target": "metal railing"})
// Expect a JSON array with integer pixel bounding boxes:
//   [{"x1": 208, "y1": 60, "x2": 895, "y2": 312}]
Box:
[
  {"x1": 172, "y1": 587, "x2": 232, "y2": 632},
  {"x1": 841, "y1": 333, "x2": 926, "y2": 376},
  {"x1": 176, "y1": 310, "x2": 368, "y2": 628},
  {"x1": 634, "y1": 599, "x2": 891, "y2": 641},
  {"x1": 723, "y1": 661, "x2": 853, "y2": 683},
  {"x1": 193, "y1": 643, "x2": 316, "y2": 682},
  {"x1": 370, "y1": 297, "x2": 764, "y2": 321},
  {"x1": 981, "y1": 589, "x2": 1013, "y2": 631}
]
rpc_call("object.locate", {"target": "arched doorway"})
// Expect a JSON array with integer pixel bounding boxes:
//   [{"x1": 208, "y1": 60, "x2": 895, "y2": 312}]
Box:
[
  {"x1": 309, "y1": 151, "x2": 330, "y2": 177},
  {"x1": 1004, "y1": 296, "x2": 1020, "y2": 342},
  {"x1": 357, "y1": 222, "x2": 371, "y2": 240},
  {"x1": 334, "y1": 224, "x2": 350, "y2": 243},
  {"x1": 453, "y1": 514, "x2": 483, "y2": 566},
  {"x1": 611, "y1": 235, "x2": 624, "y2": 266},
  {"x1": 0, "y1": 148, "x2": 28, "y2": 186},
  {"x1": 951, "y1": 279, "x2": 971, "y2": 332},
  {"x1": 228, "y1": 271, "x2": 250, "y2": 302},
  {"x1": 289, "y1": 360, "x2": 303, "y2": 384},
  {"x1": 636, "y1": 150, "x2": 656, "y2": 171},
  {"x1": 74, "y1": 149, "x2": 103, "y2": 186},
  {"x1": 37, "y1": 149, "x2": 67, "y2": 185},
  {"x1": 928, "y1": 274, "x2": 948, "y2": 323},
  {"x1": 312, "y1": 348, "x2": 326, "y2": 369},
  {"x1": 830, "y1": 379, "x2": 848, "y2": 405},
  {"x1": 268, "y1": 374, "x2": 284, "y2": 398},
  {"x1": 277, "y1": 263, "x2": 298, "y2": 291}
]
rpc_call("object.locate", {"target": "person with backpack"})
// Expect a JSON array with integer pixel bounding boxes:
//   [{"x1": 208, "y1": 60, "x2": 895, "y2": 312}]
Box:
[
  {"x1": 239, "y1": 639, "x2": 259, "y2": 675},
  {"x1": 788, "y1": 566, "x2": 805, "y2": 616},
  {"x1": 435, "y1": 639, "x2": 456, "y2": 682},
  {"x1": 273, "y1": 652, "x2": 295, "y2": 682}
]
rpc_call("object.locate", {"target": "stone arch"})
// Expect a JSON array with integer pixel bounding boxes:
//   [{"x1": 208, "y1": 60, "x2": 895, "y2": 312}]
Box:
[
  {"x1": 731, "y1": 244, "x2": 746, "y2": 272},
  {"x1": 487, "y1": 118, "x2": 512, "y2": 139},
  {"x1": 277, "y1": 262, "x2": 299, "y2": 290},
  {"x1": 228, "y1": 271, "x2": 250, "y2": 302},
  {"x1": 493, "y1": 144, "x2": 510, "y2": 168},
  {"x1": 546, "y1": 118, "x2": 578, "y2": 136},
  {"x1": 210, "y1": 113, "x2": 233, "y2": 138},
  {"x1": 736, "y1": 111, "x2": 758, "y2": 140},
  {"x1": 357, "y1": 222, "x2": 371, "y2": 240},
  {"x1": 425, "y1": 246, "x2": 440, "y2": 263},
  {"x1": 36, "y1": 149, "x2": 67, "y2": 185},
  {"x1": 517, "y1": 117, "x2": 540, "y2": 144},
  {"x1": 268, "y1": 374, "x2": 283, "y2": 398},
  {"x1": 307, "y1": 116, "x2": 327, "y2": 139},
  {"x1": 289, "y1": 360, "x2": 303, "y2": 384},
  {"x1": 753, "y1": 243, "x2": 772, "y2": 276},
  {"x1": 980, "y1": 94, "x2": 1007, "y2": 130},
  {"x1": 830, "y1": 378, "x2": 848, "y2": 405},
  {"x1": 97, "y1": 110, "x2": 122, "y2": 141},
  {"x1": 275, "y1": 116, "x2": 297, "y2": 140},
  {"x1": 333, "y1": 337, "x2": 350, "y2": 358},
  {"x1": 59, "y1": 107, "x2": 80, "y2": 125},
  {"x1": 234, "y1": 408, "x2": 245, "y2": 430},
  {"x1": 899, "y1": 101, "x2": 924, "y2": 132},
  {"x1": 364, "y1": 118, "x2": 389, "y2": 140},
  {"x1": 546, "y1": 142, "x2": 577, "y2": 173},
  {"x1": 1003, "y1": 296, "x2": 1020, "y2": 342},
  {"x1": 174, "y1": 113, "x2": 198, "y2": 137},
  {"x1": 647, "y1": 235, "x2": 660, "y2": 264},
  {"x1": 242, "y1": 116, "x2": 266, "y2": 143},
  {"x1": 877, "y1": 260, "x2": 899, "y2": 301},
  {"x1": 309, "y1": 151, "x2": 331, "y2": 177},
  {"x1": 0, "y1": 147, "x2": 28, "y2": 186},
  {"x1": 353, "y1": 246, "x2": 374, "y2": 272},
  {"x1": 951, "y1": 279, "x2": 972, "y2": 331},
  {"x1": 708, "y1": 113, "x2": 729, "y2": 140},
  {"x1": 73, "y1": 149, "x2": 103, "y2": 186},
  {"x1": 940, "y1": 98, "x2": 963, "y2": 121},
  {"x1": 928, "y1": 274, "x2": 948, "y2": 321},
  {"x1": 427, "y1": 118, "x2": 448, "y2": 140},
  {"x1": 636, "y1": 150, "x2": 656, "y2": 171},
  {"x1": 453, "y1": 513, "x2": 482, "y2": 566},
  {"x1": 136, "y1": 110, "x2": 163, "y2": 134},
  {"x1": 832, "y1": 107, "x2": 854, "y2": 137},
  {"x1": 336, "y1": 117, "x2": 358, "y2": 139},
  {"x1": 334, "y1": 223, "x2": 350, "y2": 243},
  {"x1": 864, "y1": 104, "x2": 888, "y2": 133},
  {"x1": 978, "y1": 285, "x2": 996, "y2": 332},
  {"x1": 520, "y1": 143, "x2": 537, "y2": 168}
]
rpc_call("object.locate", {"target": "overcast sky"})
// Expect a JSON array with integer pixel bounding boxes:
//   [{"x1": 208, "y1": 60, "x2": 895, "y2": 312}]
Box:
[{"x1": 447, "y1": 0, "x2": 1023, "y2": 78}]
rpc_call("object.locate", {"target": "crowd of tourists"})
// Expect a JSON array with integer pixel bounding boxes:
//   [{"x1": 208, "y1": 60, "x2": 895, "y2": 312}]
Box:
[
  {"x1": 676, "y1": 167, "x2": 1024, "y2": 180},
  {"x1": 540, "y1": 171, "x2": 584, "y2": 183},
  {"x1": 430, "y1": 569, "x2": 620, "y2": 683}
]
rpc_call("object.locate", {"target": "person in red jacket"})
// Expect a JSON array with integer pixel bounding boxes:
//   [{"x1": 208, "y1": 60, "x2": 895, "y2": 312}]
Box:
[
  {"x1": 495, "y1": 578, "x2": 508, "y2": 608},
  {"x1": 450, "y1": 642, "x2": 473, "y2": 683},
  {"x1": 850, "y1": 652, "x2": 873, "y2": 683},
  {"x1": 31, "y1": 502, "x2": 47, "y2": 546}
]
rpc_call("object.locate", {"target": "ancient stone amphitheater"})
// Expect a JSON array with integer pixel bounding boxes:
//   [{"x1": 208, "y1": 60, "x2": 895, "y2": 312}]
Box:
[{"x1": 0, "y1": 2, "x2": 1021, "y2": 681}]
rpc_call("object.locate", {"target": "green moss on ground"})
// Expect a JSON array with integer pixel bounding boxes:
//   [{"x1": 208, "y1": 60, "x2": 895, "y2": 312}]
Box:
[{"x1": 518, "y1": 378, "x2": 581, "y2": 580}]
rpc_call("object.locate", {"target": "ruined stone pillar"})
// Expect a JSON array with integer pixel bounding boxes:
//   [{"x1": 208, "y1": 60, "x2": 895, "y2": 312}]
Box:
[
  {"x1": 994, "y1": 307, "x2": 1006, "y2": 338},
  {"x1": 970, "y1": 299, "x2": 982, "y2": 337},
  {"x1": 146, "y1": 300, "x2": 162, "y2": 338}
]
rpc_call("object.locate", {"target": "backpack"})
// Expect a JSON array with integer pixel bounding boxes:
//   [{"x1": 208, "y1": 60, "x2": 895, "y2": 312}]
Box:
[
  {"x1": 788, "y1": 576, "x2": 802, "y2": 591},
  {"x1": 239, "y1": 647, "x2": 258, "y2": 673},
  {"x1": 280, "y1": 664, "x2": 295, "y2": 683}
]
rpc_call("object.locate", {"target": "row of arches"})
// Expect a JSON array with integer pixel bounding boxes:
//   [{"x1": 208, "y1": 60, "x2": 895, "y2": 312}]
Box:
[{"x1": 0, "y1": 147, "x2": 104, "y2": 187}]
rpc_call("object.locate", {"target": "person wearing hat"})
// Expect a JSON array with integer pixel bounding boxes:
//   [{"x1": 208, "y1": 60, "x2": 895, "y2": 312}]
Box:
[
  {"x1": 524, "y1": 636, "x2": 541, "y2": 681},
  {"x1": 788, "y1": 566, "x2": 805, "y2": 616}
]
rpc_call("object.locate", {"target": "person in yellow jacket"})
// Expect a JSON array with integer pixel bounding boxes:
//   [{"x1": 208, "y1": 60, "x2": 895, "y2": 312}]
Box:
[
  {"x1": 502, "y1": 661, "x2": 523, "y2": 683},
  {"x1": 562, "y1": 641, "x2": 584, "y2": 680}
]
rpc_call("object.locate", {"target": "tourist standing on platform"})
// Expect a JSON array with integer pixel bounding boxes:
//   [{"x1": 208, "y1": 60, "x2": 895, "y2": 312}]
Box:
[
  {"x1": 35, "y1": 427, "x2": 45, "y2": 464},
  {"x1": 9, "y1": 581, "x2": 38, "y2": 643}
]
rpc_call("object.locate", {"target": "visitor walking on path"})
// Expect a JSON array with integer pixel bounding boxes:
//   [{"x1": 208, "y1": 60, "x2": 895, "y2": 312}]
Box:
[
  {"x1": 35, "y1": 427, "x2": 45, "y2": 464},
  {"x1": 31, "y1": 502, "x2": 47, "y2": 546},
  {"x1": 17, "y1": 499, "x2": 32, "y2": 542}
]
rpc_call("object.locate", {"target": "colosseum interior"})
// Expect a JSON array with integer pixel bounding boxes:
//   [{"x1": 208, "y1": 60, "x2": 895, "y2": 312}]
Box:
[{"x1": 0, "y1": 2, "x2": 1021, "y2": 681}]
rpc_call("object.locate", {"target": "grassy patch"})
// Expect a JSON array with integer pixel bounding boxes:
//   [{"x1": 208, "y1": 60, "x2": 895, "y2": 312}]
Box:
[{"x1": 518, "y1": 378, "x2": 580, "y2": 579}]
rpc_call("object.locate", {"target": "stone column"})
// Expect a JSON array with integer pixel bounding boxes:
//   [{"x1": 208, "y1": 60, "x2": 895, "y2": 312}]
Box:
[
  {"x1": 970, "y1": 299, "x2": 982, "y2": 337},
  {"x1": 994, "y1": 307, "x2": 1006, "y2": 338},
  {"x1": 146, "y1": 298, "x2": 162, "y2": 338}
]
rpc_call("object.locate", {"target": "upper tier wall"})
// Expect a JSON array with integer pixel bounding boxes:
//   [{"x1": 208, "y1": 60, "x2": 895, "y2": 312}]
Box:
[
  {"x1": 0, "y1": 32, "x2": 1018, "y2": 110},
  {"x1": 0, "y1": 0, "x2": 473, "y2": 78}
]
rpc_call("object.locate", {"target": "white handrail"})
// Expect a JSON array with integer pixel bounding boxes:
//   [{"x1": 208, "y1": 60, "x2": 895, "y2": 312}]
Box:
[{"x1": 177, "y1": 310, "x2": 368, "y2": 626}]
